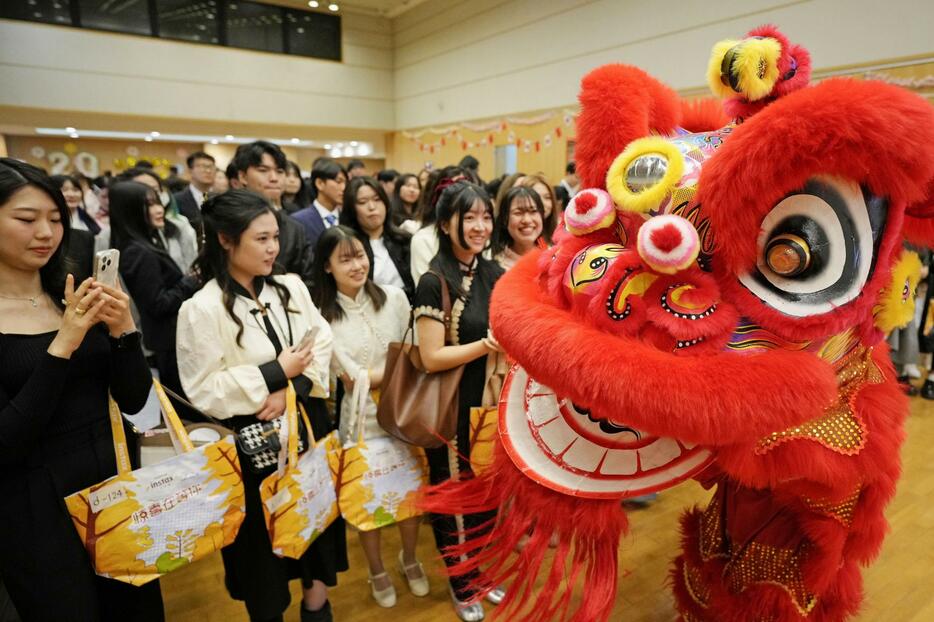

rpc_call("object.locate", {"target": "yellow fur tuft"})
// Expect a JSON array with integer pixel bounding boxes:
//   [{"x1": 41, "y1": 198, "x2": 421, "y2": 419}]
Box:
[
  {"x1": 605, "y1": 137, "x2": 684, "y2": 214},
  {"x1": 874, "y1": 250, "x2": 923, "y2": 333},
  {"x1": 707, "y1": 37, "x2": 781, "y2": 101}
]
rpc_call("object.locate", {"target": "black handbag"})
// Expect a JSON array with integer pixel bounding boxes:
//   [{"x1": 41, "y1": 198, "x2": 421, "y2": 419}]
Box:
[{"x1": 234, "y1": 415, "x2": 308, "y2": 473}]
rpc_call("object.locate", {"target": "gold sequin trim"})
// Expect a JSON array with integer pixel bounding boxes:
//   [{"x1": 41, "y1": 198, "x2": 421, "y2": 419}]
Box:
[
  {"x1": 756, "y1": 347, "x2": 881, "y2": 456},
  {"x1": 726, "y1": 541, "x2": 818, "y2": 617},
  {"x1": 803, "y1": 486, "x2": 862, "y2": 527},
  {"x1": 413, "y1": 305, "x2": 445, "y2": 323},
  {"x1": 699, "y1": 493, "x2": 727, "y2": 562},
  {"x1": 683, "y1": 561, "x2": 710, "y2": 608}
]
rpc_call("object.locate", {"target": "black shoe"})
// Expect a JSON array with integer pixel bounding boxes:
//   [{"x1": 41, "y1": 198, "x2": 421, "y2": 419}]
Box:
[
  {"x1": 898, "y1": 375, "x2": 920, "y2": 397},
  {"x1": 301, "y1": 601, "x2": 332, "y2": 622},
  {"x1": 922, "y1": 380, "x2": 934, "y2": 400}
]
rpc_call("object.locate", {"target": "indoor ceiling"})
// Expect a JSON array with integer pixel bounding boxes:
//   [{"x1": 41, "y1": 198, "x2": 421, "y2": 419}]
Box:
[{"x1": 271, "y1": 0, "x2": 429, "y2": 18}]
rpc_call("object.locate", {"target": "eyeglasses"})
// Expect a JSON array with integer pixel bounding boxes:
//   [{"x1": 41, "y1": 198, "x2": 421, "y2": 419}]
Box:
[{"x1": 193, "y1": 162, "x2": 216, "y2": 171}]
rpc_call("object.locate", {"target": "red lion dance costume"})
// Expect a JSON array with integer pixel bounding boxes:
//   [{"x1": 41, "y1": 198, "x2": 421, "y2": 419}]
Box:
[{"x1": 424, "y1": 26, "x2": 934, "y2": 622}]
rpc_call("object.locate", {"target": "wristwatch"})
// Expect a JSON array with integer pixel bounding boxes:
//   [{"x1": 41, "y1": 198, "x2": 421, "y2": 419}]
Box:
[{"x1": 109, "y1": 330, "x2": 142, "y2": 350}]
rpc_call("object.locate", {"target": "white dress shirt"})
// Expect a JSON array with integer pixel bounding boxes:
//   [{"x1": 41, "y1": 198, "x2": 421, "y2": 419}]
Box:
[{"x1": 314, "y1": 199, "x2": 340, "y2": 228}]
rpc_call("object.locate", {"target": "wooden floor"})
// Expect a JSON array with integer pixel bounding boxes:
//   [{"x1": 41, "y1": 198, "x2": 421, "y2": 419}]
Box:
[{"x1": 163, "y1": 396, "x2": 934, "y2": 621}]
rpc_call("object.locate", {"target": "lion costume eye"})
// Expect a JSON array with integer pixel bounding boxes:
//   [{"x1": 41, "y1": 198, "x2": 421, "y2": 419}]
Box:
[{"x1": 738, "y1": 176, "x2": 887, "y2": 317}]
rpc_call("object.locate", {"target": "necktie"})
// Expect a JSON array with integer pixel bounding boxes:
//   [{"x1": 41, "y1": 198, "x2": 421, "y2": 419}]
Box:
[{"x1": 325, "y1": 213, "x2": 337, "y2": 227}]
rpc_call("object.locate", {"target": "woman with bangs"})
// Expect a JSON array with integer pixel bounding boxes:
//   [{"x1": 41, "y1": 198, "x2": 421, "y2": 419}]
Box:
[
  {"x1": 310, "y1": 225, "x2": 429, "y2": 609},
  {"x1": 413, "y1": 181, "x2": 505, "y2": 621},
  {"x1": 491, "y1": 185, "x2": 545, "y2": 271}
]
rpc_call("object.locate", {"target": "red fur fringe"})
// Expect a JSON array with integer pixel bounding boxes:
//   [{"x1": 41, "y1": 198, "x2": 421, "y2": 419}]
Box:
[
  {"x1": 420, "y1": 441, "x2": 628, "y2": 622},
  {"x1": 575, "y1": 64, "x2": 681, "y2": 190}
]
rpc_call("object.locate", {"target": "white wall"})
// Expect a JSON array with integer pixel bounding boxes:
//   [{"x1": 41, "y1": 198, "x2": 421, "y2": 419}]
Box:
[
  {"x1": 392, "y1": 0, "x2": 934, "y2": 129},
  {"x1": 0, "y1": 12, "x2": 395, "y2": 129}
]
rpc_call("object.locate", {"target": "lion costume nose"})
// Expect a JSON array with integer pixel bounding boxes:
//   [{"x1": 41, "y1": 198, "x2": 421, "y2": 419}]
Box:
[{"x1": 636, "y1": 214, "x2": 700, "y2": 275}]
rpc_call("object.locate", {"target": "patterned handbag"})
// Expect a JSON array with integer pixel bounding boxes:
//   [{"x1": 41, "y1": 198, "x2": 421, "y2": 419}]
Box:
[
  {"x1": 64, "y1": 379, "x2": 246, "y2": 586},
  {"x1": 235, "y1": 415, "x2": 307, "y2": 473}
]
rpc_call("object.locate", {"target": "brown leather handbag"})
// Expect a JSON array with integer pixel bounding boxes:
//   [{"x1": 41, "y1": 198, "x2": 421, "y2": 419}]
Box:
[{"x1": 377, "y1": 272, "x2": 463, "y2": 448}]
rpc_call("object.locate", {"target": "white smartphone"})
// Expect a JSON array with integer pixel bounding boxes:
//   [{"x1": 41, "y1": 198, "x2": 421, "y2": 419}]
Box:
[
  {"x1": 93, "y1": 249, "x2": 120, "y2": 288},
  {"x1": 296, "y1": 325, "x2": 319, "y2": 350}
]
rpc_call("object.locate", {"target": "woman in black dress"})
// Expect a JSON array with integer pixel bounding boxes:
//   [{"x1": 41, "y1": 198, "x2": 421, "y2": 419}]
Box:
[
  {"x1": 0, "y1": 158, "x2": 161, "y2": 620},
  {"x1": 413, "y1": 181, "x2": 505, "y2": 621},
  {"x1": 109, "y1": 181, "x2": 199, "y2": 418},
  {"x1": 176, "y1": 190, "x2": 346, "y2": 622}
]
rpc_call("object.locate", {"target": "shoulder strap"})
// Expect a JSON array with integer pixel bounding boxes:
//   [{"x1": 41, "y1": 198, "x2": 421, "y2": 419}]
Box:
[{"x1": 427, "y1": 270, "x2": 454, "y2": 344}]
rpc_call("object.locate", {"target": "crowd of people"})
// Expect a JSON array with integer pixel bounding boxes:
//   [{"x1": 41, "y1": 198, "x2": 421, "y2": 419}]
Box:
[{"x1": 0, "y1": 142, "x2": 581, "y2": 622}]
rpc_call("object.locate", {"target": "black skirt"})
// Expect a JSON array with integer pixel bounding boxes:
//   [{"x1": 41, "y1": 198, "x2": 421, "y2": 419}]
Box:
[{"x1": 223, "y1": 398, "x2": 348, "y2": 620}]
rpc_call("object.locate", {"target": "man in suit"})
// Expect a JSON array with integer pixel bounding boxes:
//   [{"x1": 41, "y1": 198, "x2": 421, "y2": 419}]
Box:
[
  {"x1": 292, "y1": 158, "x2": 346, "y2": 251},
  {"x1": 232, "y1": 141, "x2": 314, "y2": 288},
  {"x1": 174, "y1": 151, "x2": 216, "y2": 240}
]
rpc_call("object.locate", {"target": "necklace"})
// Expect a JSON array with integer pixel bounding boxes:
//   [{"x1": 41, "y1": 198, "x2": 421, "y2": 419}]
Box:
[{"x1": 0, "y1": 292, "x2": 42, "y2": 307}]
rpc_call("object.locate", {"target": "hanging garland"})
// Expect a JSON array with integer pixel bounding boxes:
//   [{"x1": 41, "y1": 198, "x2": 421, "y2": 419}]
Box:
[{"x1": 404, "y1": 108, "x2": 578, "y2": 154}]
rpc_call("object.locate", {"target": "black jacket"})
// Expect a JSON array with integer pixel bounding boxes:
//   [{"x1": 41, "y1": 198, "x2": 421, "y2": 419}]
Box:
[
  {"x1": 364, "y1": 234, "x2": 415, "y2": 300},
  {"x1": 276, "y1": 210, "x2": 315, "y2": 290},
  {"x1": 119, "y1": 241, "x2": 199, "y2": 353},
  {"x1": 173, "y1": 188, "x2": 203, "y2": 242}
]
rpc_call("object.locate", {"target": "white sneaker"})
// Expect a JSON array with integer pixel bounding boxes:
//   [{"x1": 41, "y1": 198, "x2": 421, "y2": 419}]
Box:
[{"x1": 485, "y1": 586, "x2": 506, "y2": 605}]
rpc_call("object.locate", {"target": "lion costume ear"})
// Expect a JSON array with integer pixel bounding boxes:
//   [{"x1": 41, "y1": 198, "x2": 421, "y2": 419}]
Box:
[{"x1": 575, "y1": 64, "x2": 682, "y2": 190}]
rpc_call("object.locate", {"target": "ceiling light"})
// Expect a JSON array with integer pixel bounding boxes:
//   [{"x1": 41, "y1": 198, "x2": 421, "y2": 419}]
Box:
[
  {"x1": 323, "y1": 144, "x2": 331, "y2": 150},
  {"x1": 336, "y1": 142, "x2": 343, "y2": 148},
  {"x1": 330, "y1": 148, "x2": 341, "y2": 158},
  {"x1": 69, "y1": 132, "x2": 79, "y2": 139},
  {"x1": 225, "y1": 134, "x2": 234, "y2": 140},
  {"x1": 357, "y1": 144, "x2": 371, "y2": 156},
  {"x1": 308, "y1": 0, "x2": 319, "y2": 6},
  {"x1": 150, "y1": 131, "x2": 160, "y2": 137},
  {"x1": 328, "y1": 3, "x2": 338, "y2": 11},
  {"x1": 65, "y1": 126, "x2": 76, "y2": 133},
  {"x1": 350, "y1": 141, "x2": 358, "y2": 146},
  {"x1": 210, "y1": 139, "x2": 219, "y2": 144},
  {"x1": 291, "y1": 137, "x2": 300, "y2": 144},
  {"x1": 343, "y1": 146, "x2": 354, "y2": 157},
  {"x1": 144, "y1": 136, "x2": 153, "y2": 142}
]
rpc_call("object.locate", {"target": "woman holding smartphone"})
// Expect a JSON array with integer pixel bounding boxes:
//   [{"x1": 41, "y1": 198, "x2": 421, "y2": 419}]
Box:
[
  {"x1": 0, "y1": 159, "x2": 161, "y2": 620},
  {"x1": 176, "y1": 189, "x2": 346, "y2": 622}
]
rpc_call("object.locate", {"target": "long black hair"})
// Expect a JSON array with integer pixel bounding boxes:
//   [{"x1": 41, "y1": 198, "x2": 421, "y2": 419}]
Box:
[
  {"x1": 339, "y1": 176, "x2": 409, "y2": 245},
  {"x1": 491, "y1": 185, "x2": 544, "y2": 256},
  {"x1": 391, "y1": 173, "x2": 420, "y2": 224},
  {"x1": 196, "y1": 189, "x2": 295, "y2": 346},
  {"x1": 431, "y1": 181, "x2": 495, "y2": 298},
  {"x1": 108, "y1": 180, "x2": 176, "y2": 254},
  {"x1": 0, "y1": 158, "x2": 72, "y2": 308},
  {"x1": 310, "y1": 225, "x2": 386, "y2": 323},
  {"x1": 285, "y1": 160, "x2": 312, "y2": 210}
]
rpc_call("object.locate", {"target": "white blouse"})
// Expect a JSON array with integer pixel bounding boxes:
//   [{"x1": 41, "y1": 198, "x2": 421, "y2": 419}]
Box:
[
  {"x1": 176, "y1": 273, "x2": 332, "y2": 419},
  {"x1": 370, "y1": 237, "x2": 406, "y2": 290},
  {"x1": 409, "y1": 225, "x2": 439, "y2": 285},
  {"x1": 329, "y1": 284, "x2": 410, "y2": 444}
]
